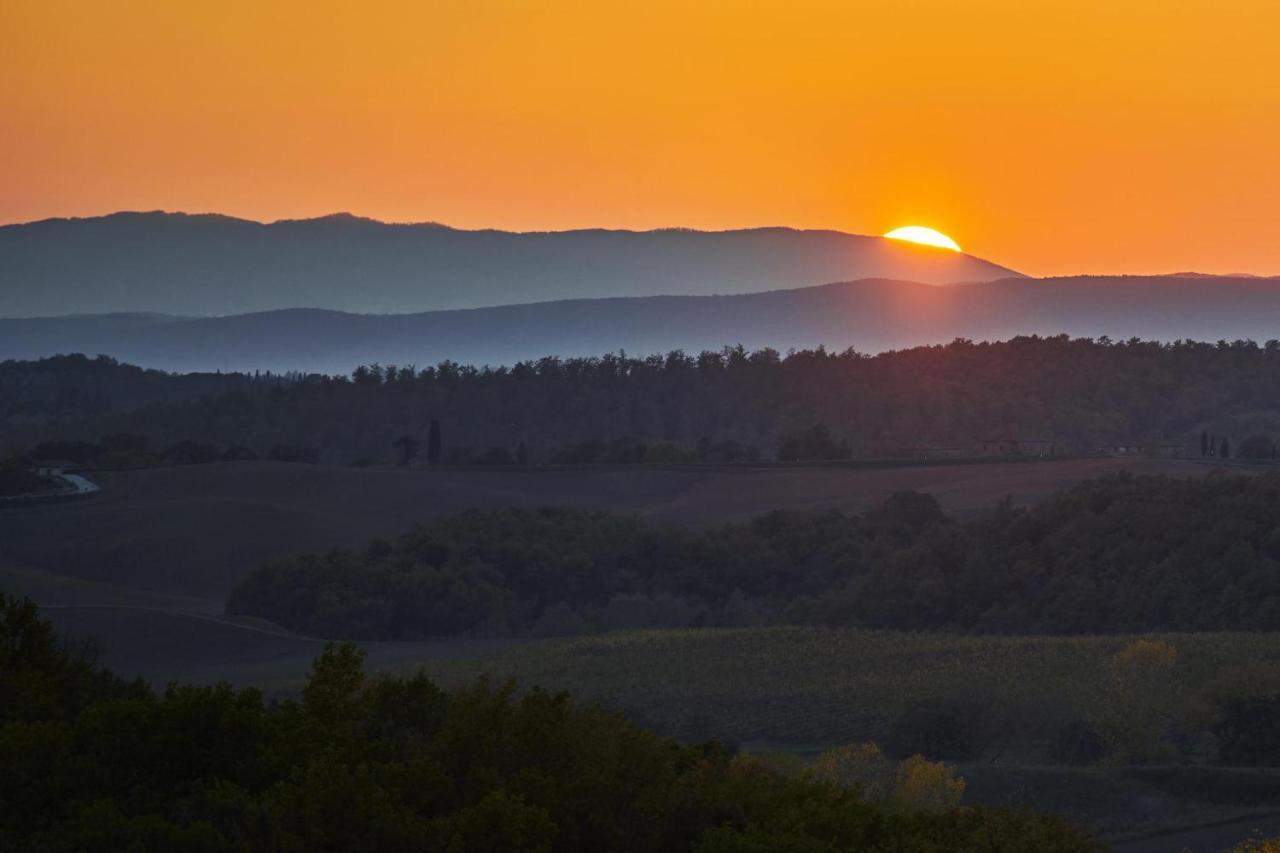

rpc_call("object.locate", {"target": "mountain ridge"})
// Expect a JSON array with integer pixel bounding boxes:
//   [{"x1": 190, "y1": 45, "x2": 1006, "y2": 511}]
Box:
[
  {"x1": 5, "y1": 274, "x2": 1280, "y2": 375},
  {"x1": 0, "y1": 211, "x2": 1023, "y2": 317}
]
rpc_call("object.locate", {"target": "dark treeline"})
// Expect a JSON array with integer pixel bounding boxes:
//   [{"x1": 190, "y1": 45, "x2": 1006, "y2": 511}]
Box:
[
  {"x1": 7, "y1": 336, "x2": 1280, "y2": 463},
  {"x1": 231, "y1": 472, "x2": 1280, "y2": 639},
  {"x1": 0, "y1": 456, "x2": 55, "y2": 496},
  {"x1": 0, "y1": 596, "x2": 1096, "y2": 852},
  {"x1": 0, "y1": 353, "x2": 264, "y2": 417}
]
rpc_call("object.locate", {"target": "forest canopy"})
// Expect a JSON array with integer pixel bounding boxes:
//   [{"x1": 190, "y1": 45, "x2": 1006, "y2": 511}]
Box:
[{"x1": 6, "y1": 336, "x2": 1280, "y2": 463}]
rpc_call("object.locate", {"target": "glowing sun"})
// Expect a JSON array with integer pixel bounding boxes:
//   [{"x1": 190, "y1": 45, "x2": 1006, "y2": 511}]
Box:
[{"x1": 883, "y1": 226, "x2": 961, "y2": 252}]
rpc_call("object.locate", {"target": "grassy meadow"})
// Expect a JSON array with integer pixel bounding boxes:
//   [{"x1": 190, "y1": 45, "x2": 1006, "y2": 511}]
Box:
[
  {"x1": 401, "y1": 626, "x2": 1280, "y2": 840},
  {"x1": 404, "y1": 627, "x2": 1280, "y2": 749}
]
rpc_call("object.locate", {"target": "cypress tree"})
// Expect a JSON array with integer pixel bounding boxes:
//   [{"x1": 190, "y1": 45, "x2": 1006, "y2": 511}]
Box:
[
  {"x1": 1221, "y1": 436, "x2": 1230, "y2": 459},
  {"x1": 393, "y1": 434, "x2": 420, "y2": 467},
  {"x1": 427, "y1": 419, "x2": 442, "y2": 465}
]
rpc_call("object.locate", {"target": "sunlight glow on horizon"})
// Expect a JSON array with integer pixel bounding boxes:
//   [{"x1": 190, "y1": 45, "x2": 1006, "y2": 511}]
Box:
[{"x1": 883, "y1": 226, "x2": 962, "y2": 252}]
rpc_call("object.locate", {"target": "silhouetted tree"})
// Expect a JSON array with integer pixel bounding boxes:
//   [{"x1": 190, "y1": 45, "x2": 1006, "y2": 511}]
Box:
[
  {"x1": 1222, "y1": 436, "x2": 1231, "y2": 459},
  {"x1": 267, "y1": 444, "x2": 319, "y2": 464},
  {"x1": 1216, "y1": 694, "x2": 1280, "y2": 766},
  {"x1": 481, "y1": 446, "x2": 513, "y2": 465},
  {"x1": 393, "y1": 434, "x2": 420, "y2": 467},
  {"x1": 101, "y1": 433, "x2": 148, "y2": 453},
  {"x1": 516, "y1": 441, "x2": 528, "y2": 465},
  {"x1": 776, "y1": 423, "x2": 849, "y2": 462},
  {"x1": 1238, "y1": 435, "x2": 1274, "y2": 459},
  {"x1": 0, "y1": 456, "x2": 49, "y2": 497},
  {"x1": 427, "y1": 419, "x2": 442, "y2": 465},
  {"x1": 164, "y1": 439, "x2": 220, "y2": 465},
  {"x1": 30, "y1": 440, "x2": 104, "y2": 466},
  {"x1": 1201, "y1": 430, "x2": 1209, "y2": 457}
]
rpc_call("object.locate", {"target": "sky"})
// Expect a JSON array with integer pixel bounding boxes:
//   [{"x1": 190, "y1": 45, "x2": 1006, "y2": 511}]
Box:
[{"x1": 3, "y1": 0, "x2": 1280, "y2": 277}]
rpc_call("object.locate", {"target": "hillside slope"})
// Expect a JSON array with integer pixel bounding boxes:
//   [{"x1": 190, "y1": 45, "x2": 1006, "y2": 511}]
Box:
[{"x1": 0, "y1": 458, "x2": 1203, "y2": 600}]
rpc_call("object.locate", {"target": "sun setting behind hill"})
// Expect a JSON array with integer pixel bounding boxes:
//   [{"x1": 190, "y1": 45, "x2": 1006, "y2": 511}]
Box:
[
  {"x1": 883, "y1": 226, "x2": 962, "y2": 251},
  {"x1": 5, "y1": 1, "x2": 1280, "y2": 276}
]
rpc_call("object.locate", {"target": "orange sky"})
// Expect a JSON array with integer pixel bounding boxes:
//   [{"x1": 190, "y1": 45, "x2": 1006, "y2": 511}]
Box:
[{"x1": 3, "y1": 0, "x2": 1280, "y2": 276}]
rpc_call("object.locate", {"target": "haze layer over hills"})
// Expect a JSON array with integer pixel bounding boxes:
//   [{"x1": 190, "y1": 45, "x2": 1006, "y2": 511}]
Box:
[
  {"x1": 0, "y1": 211, "x2": 1021, "y2": 317},
  {"x1": 3, "y1": 275, "x2": 1280, "y2": 374}
]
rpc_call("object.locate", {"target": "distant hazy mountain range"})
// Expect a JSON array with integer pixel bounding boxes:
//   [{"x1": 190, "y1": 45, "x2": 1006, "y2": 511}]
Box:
[
  {"x1": 4, "y1": 275, "x2": 1280, "y2": 375},
  {"x1": 0, "y1": 211, "x2": 1020, "y2": 316}
]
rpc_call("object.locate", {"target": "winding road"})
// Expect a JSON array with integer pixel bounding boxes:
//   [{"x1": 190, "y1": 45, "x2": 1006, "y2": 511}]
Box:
[{"x1": 0, "y1": 468, "x2": 100, "y2": 504}]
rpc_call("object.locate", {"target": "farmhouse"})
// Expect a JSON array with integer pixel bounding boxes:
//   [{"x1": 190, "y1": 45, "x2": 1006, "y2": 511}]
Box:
[
  {"x1": 979, "y1": 439, "x2": 1055, "y2": 457},
  {"x1": 899, "y1": 446, "x2": 972, "y2": 460},
  {"x1": 1099, "y1": 444, "x2": 1186, "y2": 458}
]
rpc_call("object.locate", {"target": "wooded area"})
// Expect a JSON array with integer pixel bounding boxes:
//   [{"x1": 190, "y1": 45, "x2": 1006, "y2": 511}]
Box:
[
  {"x1": 6, "y1": 336, "x2": 1280, "y2": 464},
  {"x1": 228, "y1": 472, "x2": 1280, "y2": 639}
]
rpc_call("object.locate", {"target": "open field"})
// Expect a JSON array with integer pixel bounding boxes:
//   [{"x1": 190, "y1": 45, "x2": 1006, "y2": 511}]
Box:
[
  {"x1": 0, "y1": 456, "x2": 1207, "y2": 599},
  {"x1": 405, "y1": 627, "x2": 1280, "y2": 748},
  {"x1": 402, "y1": 627, "x2": 1280, "y2": 846}
]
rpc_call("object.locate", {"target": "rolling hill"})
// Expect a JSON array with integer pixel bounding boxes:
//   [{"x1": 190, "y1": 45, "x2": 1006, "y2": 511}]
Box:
[
  {"x1": 0, "y1": 211, "x2": 1021, "y2": 317},
  {"x1": 3, "y1": 274, "x2": 1280, "y2": 373},
  {"x1": 0, "y1": 457, "x2": 1204, "y2": 601}
]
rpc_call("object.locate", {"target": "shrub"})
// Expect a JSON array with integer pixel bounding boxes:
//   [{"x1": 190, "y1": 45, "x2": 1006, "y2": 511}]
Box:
[
  {"x1": 1097, "y1": 639, "x2": 1182, "y2": 763},
  {"x1": 642, "y1": 441, "x2": 697, "y2": 464},
  {"x1": 810, "y1": 743, "x2": 893, "y2": 799},
  {"x1": 892, "y1": 755, "x2": 966, "y2": 813},
  {"x1": 267, "y1": 444, "x2": 319, "y2": 463},
  {"x1": 164, "y1": 440, "x2": 221, "y2": 464},
  {"x1": 0, "y1": 457, "x2": 50, "y2": 496},
  {"x1": 29, "y1": 439, "x2": 104, "y2": 465},
  {"x1": 1050, "y1": 719, "x2": 1108, "y2": 765},
  {"x1": 1215, "y1": 694, "x2": 1280, "y2": 766},
  {"x1": 886, "y1": 700, "x2": 980, "y2": 761},
  {"x1": 1238, "y1": 435, "x2": 1276, "y2": 459},
  {"x1": 481, "y1": 446, "x2": 514, "y2": 465}
]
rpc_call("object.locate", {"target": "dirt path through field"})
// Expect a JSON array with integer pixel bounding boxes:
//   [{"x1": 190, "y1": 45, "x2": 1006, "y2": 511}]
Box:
[{"x1": 1113, "y1": 812, "x2": 1280, "y2": 853}]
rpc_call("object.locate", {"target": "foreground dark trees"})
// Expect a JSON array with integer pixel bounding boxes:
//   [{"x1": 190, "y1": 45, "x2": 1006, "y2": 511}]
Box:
[
  {"x1": 230, "y1": 472, "x2": 1280, "y2": 639},
  {"x1": 0, "y1": 596, "x2": 1098, "y2": 852}
]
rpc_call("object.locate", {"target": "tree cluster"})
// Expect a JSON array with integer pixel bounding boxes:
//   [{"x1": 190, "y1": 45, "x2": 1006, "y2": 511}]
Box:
[
  {"x1": 0, "y1": 455, "x2": 55, "y2": 496},
  {"x1": 24, "y1": 434, "x2": 277, "y2": 468},
  {"x1": 230, "y1": 472, "x2": 1280, "y2": 639}
]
